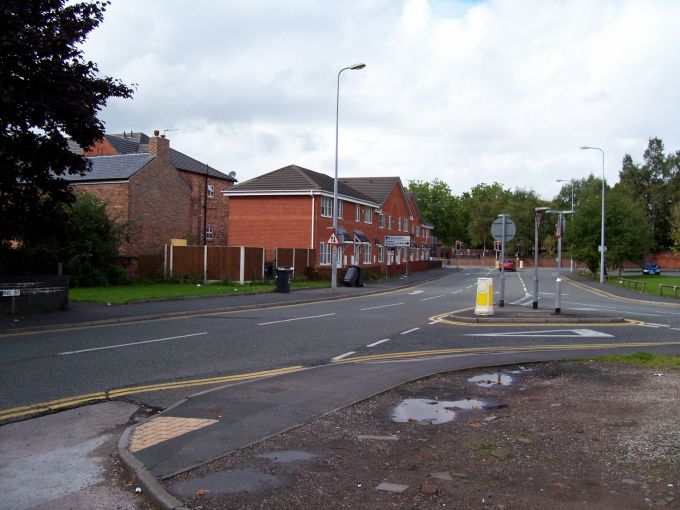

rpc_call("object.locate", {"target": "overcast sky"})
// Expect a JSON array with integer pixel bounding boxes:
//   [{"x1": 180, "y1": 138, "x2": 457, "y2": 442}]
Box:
[{"x1": 83, "y1": 0, "x2": 680, "y2": 200}]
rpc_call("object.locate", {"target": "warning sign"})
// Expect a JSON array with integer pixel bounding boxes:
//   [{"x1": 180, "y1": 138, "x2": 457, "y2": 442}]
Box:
[{"x1": 327, "y1": 232, "x2": 340, "y2": 245}]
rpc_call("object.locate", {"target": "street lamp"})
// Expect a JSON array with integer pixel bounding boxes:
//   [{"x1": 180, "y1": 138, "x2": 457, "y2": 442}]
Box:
[
  {"x1": 580, "y1": 146, "x2": 606, "y2": 284},
  {"x1": 546, "y1": 209, "x2": 574, "y2": 314},
  {"x1": 532, "y1": 206, "x2": 549, "y2": 309},
  {"x1": 556, "y1": 179, "x2": 575, "y2": 273},
  {"x1": 331, "y1": 63, "x2": 366, "y2": 289}
]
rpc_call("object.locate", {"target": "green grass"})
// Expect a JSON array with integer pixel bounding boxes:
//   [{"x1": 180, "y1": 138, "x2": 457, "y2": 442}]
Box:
[
  {"x1": 589, "y1": 351, "x2": 680, "y2": 370},
  {"x1": 69, "y1": 280, "x2": 330, "y2": 304},
  {"x1": 635, "y1": 274, "x2": 680, "y2": 297}
]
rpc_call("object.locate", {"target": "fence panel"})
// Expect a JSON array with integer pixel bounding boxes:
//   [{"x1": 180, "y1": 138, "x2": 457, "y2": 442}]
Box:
[
  {"x1": 244, "y1": 247, "x2": 264, "y2": 281},
  {"x1": 207, "y1": 246, "x2": 240, "y2": 281},
  {"x1": 294, "y1": 249, "x2": 314, "y2": 276},
  {"x1": 276, "y1": 248, "x2": 294, "y2": 267},
  {"x1": 137, "y1": 254, "x2": 163, "y2": 278},
  {"x1": 171, "y1": 246, "x2": 204, "y2": 277}
]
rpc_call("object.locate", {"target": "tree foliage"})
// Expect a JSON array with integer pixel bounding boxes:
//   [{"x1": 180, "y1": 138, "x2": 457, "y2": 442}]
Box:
[
  {"x1": 616, "y1": 137, "x2": 680, "y2": 249},
  {"x1": 407, "y1": 179, "x2": 466, "y2": 245},
  {"x1": 0, "y1": 0, "x2": 132, "y2": 266}
]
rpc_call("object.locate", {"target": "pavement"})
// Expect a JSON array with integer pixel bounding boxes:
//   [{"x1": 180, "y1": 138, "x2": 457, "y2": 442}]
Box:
[{"x1": 4, "y1": 267, "x2": 677, "y2": 510}]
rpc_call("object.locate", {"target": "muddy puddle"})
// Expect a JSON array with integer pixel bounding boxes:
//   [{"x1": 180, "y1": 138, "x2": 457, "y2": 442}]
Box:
[{"x1": 391, "y1": 398, "x2": 487, "y2": 424}]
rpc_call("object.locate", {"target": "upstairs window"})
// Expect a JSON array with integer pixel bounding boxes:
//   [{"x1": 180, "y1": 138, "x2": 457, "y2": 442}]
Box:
[
  {"x1": 364, "y1": 207, "x2": 372, "y2": 224},
  {"x1": 404, "y1": 218, "x2": 409, "y2": 232},
  {"x1": 321, "y1": 197, "x2": 332, "y2": 217},
  {"x1": 206, "y1": 226, "x2": 214, "y2": 240},
  {"x1": 355, "y1": 204, "x2": 361, "y2": 222},
  {"x1": 398, "y1": 218, "x2": 402, "y2": 231},
  {"x1": 207, "y1": 184, "x2": 215, "y2": 198},
  {"x1": 379, "y1": 214, "x2": 385, "y2": 228},
  {"x1": 337, "y1": 201, "x2": 344, "y2": 219}
]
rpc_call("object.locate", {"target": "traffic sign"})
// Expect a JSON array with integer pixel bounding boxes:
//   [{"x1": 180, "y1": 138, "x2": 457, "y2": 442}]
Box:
[
  {"x1": 327, "y1": 232, "x2": 340, "y2": 245},
  {"x1": 491, "y1": 217, "x2": 516, "y2": 242},
  {"x1": 384, "y1": 235, "x2": 411, "y2": 247}
]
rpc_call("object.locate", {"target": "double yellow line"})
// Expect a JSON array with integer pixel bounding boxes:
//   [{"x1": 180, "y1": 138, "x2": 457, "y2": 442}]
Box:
[
  {"x1": 330, "y1": 341, "x2": 680, "y2": 364},
  {"x1": 0, "y1": 365, "x2": 303, "y2": 422}
]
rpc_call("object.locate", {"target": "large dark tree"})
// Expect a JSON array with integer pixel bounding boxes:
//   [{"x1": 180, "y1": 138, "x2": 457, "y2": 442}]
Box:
[{"x1": 0, "y1": 0, "x2": 132, "y2": 272}]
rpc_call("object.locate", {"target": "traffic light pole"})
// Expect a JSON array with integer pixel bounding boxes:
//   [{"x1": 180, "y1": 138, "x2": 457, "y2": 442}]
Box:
[{"x1": 499, "y1": 214, "x2": 507, "y2": 307}]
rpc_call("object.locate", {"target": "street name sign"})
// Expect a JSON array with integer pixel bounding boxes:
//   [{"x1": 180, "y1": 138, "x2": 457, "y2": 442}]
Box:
[{"x1": 384, "y1": 235, "x2": 411, "y2": 247}]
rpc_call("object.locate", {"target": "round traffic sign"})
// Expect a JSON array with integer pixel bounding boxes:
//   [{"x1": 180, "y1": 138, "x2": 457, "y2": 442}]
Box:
[{"x1": 491, "y1": 217, "x2": 516, "y2": 242}]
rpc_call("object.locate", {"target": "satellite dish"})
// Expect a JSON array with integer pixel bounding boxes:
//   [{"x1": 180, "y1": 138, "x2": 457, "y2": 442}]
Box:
[{"x1": 228, "y1": 171, "x2": 236, "y2": 178}]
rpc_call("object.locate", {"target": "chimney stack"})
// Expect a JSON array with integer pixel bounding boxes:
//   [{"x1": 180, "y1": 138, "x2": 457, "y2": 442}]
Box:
[{"x1": 148, "y1": 129, "x2": 170, "y2": 162}]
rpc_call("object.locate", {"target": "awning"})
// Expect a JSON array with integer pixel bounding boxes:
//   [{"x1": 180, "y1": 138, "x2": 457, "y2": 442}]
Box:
[
  {"x1": 336, "y1": 227, "x2": 352, "y2": 244},
  {"x1": 353, "y1": 230, "x2": 370, "y2": 244},
  {"x1": 374, "y1": 238, "x2": 382, "y2": 245}
]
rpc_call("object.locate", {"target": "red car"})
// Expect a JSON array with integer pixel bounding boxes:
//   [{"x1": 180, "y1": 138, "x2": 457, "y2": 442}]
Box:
[{"x1": 499, "y1": 260, "x2": 516, "y2": 271}]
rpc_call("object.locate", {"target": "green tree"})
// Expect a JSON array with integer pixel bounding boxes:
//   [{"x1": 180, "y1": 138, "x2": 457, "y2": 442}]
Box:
[
  {"x1": 64, "y1": 192, "x2": 129, "y2": 286},
  {"x1": 0, "y1": 0, "x2": 132, "y2": 273},
  {"x1": 407, "y1": 179, "x2": 466, "y2": 245},
  {"x1": 462, "y1": 183, "x2": 510, "y2": 252},
  {"x1": 505, "y1": 188, "x2": 543, "y2": 257},
  {"x1": 568, "y1": 178, "x2": 652, "y2": 274},
  {"x1": 616, "y1": 138, "x2": 680, "y2": 249},
  {"x1": 668, "y1": 204, "x2": 680, "y2": 250}
]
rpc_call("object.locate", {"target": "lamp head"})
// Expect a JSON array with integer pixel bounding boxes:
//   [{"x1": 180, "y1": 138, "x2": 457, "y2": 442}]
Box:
[
  {"x1": 580, "y1": 146, "x2": 591, "y2": 150},
  {"x1": 535, "y1": 206, "x2": 550, "y2": 213},
  {"x1": 349, "y1": 63, "x2": 366, "y2": 70}
]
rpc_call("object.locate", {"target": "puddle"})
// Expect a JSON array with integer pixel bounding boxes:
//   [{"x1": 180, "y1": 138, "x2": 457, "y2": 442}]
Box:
[
  {"x1": 256, "y1": 450, "x2": 317, "y2": 463},
  {"x1": 391, "y1": 398, "x2": 487, "y2": 424},
  {"x1": 468, "y1": 373, "x2": 514, "y2": 387},
  {"x1": 170, "y1": 470, "x2": 283, "y2": 497}
]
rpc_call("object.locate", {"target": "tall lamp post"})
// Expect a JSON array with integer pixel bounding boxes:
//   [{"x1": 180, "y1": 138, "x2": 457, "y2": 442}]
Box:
[
  {"x1": 556, "y1": 178, "x2": 575, "y2": 272},
  {"x1": 580, "y1": 146, "x2": 606, "y2": 284},
  {"x1": 331, "y1": 63, "x2": 366, "y2": 289},
  {"x1": 532, "y1": 206, "x2": 549, "y2": 309}
]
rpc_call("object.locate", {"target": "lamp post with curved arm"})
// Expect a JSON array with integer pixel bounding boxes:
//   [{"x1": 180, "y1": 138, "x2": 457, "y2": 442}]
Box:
[
  {"x1": 331, "y1": 63, "x2": 366, "y2": 289},
  {"x1": 580, "y1": 146, "x2": 606, "y2": 284}
]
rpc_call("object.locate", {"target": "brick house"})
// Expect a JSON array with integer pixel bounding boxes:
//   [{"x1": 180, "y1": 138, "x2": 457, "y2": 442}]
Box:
[
  {"x1": 224, "y1": 165, "x2": 432, "y2": 269},
  {"x1": 67, "y1": 131, "x2": 236, "y2": 259}
]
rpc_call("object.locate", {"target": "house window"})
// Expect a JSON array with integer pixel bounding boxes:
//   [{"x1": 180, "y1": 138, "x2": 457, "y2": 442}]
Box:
[
  {"x1": 206, "y1": 226, "x2": 214, "y2": 240},
  {"x1": 398, "y1": 218, "x2": 402, "y2": 231},
  {"x1": 320, "y1": 242, "x2": 331, "y2": 265},
  {"x1": 364, "y1": 244, "x2": 371, "y2": 264},
  {"x1": 337, "y1": 200, "x2": 343, "y2": 219},
  {"x1": 207, "y1": 184, "x2": 215, "y2": 198},
  {"x1": 416, "y1": 225, "x2": 421, "y2": 237},
  {"x1": 378, "y1": 245, "x2": 384, "y2": 263},
  {"x1": 321, "y1": 197, "x2": 332, "y2": 218},
  {"x1": 388, "y1": 215, "x2": 392, "y2": 229},
  {"x1": 364, "y1": 207, "x2": 372, "y2": 224},
  {"x1": 355, "y1": 204, "x2": 361, "y2": 222},
  {"x1": 379, "y1": 214, "x2": 385, "y2": 229},
  {"x1": 404, "y1": 218, "x2": 408, "y2": 232}
]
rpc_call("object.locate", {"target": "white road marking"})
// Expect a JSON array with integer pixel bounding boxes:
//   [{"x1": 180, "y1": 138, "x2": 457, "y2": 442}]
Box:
[
  {"x1": 638, "y1": 322, "x2": 669, "y2": 328},
  {"x1": 367, "y1": 339, "x2": 390, "y2": 347},
  {"x1": 360, "y1": 303, "x2": 404, "y2": 311},
  {"x1": 451, "y1": 289, "x2": 464, "y2": 295},
  {"x1": 258, "y1": 313, "x2": 335, "y2": 326},
  {"x1": 510, "y1": 293, "x2": 533, "y2": 305},
  {"x1": 401, "y1": 327, "x2": 420, "y2": 335},
  {"x1": 517, "y1": 272, "x2": 528, "y2": 293},
  {"x1": 332, "y1": 351, "x2": 356, "y2": 361},
  {"x1": 58, "y1": 332, "x2": 209, "y2": 355},
  {"x1": 409, "y1": 290, "x2": 425, "y2": 295},
  {"x1": 428, "y1": 321, "x2": 438, "y2": 325},
  {"x1": 467, "y1": 329, "x2": 614, "y2": 338},
  {"x1": 420, "y1": 295, "x2": 444, "y2": 301}
]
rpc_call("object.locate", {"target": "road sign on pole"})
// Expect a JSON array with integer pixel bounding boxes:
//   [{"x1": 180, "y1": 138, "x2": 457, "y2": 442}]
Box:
[
  {"x1": 327, "y1": 232, "x2": 340, "y2": 245},
  {"x1": 384, "y1": 236, "x2": 411, "y2": 247},
  {"x1": 491, "y1": 217, "x2": 516, "y2": 242}
]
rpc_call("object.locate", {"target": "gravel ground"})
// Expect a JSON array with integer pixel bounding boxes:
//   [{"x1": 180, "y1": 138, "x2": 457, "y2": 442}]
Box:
[{"x1": 166, "y1": 361, "x2": 680, "y2": 509}]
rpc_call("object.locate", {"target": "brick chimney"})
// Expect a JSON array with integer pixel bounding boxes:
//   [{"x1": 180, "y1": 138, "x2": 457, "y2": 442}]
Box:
[{"x1": 148, "y1": 129, "x2": 170, "y2": 162}]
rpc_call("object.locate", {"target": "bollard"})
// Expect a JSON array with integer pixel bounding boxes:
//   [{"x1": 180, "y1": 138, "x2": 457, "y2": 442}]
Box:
[{"x1": 474, "y1": 277, "x2": 494, "y2": 316}]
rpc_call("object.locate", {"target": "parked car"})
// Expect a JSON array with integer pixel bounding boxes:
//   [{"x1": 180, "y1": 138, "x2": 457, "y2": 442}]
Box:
[
  {"x1": 642, "y1": 262, "x2": 661, "y2": 275},
  {"x1": 499, "y1": 259, "x2": 516, "y2": 271}
]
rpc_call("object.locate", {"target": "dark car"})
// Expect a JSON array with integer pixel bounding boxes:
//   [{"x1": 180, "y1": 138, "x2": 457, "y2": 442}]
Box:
[
  {"x1": 499, "y1": 259, "x2": 516, "y2": 271},
  {"x1": 642, "y1": 262, "x2": 661, "y2": 275}
]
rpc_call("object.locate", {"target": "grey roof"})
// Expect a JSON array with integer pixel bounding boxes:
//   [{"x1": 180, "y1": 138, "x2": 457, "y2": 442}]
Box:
[
  {"x1": 227, "y1": 165, "x2": 376, "y2": 204},
  {"x1": 339, "y1": 177, "x2": 401, "y2": 205},
  {"x1": 65, "y1": 153, "x2": 153, "y2": 182}
]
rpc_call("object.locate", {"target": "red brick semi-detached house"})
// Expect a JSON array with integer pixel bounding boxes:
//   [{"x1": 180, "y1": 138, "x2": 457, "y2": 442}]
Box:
[
  {"x1": 67, "y1": 131, "x2": 236, "y2": 262},
  {"x1": 225, "y1": 165, "x2": 432, "y2": 270}
]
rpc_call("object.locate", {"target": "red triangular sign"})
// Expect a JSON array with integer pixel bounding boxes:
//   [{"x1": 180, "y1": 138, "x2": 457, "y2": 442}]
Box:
[{"x1": 328, "y1": 232, "x2": 339, "y2": 245}]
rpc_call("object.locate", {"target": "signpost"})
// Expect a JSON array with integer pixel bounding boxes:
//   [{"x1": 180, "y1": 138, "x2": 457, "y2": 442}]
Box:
[
  {"x1": 491, "y1": 215, "x2": 515, "y2": 307},
  {"x1": 385, "y1": 236, "x2": 411, "y2": 278}
]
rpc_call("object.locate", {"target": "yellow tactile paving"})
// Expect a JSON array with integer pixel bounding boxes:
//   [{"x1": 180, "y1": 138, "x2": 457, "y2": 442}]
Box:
[{"x1": 129, "y1": 416, "x2": 218, "y2": 452}]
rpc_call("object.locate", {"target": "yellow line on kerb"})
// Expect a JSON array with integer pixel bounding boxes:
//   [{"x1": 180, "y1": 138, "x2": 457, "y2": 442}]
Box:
[
  {"x1": 331, "y1": 341, "x2": 680, "y2": 364},
  {"x1": 0, "y1": 365, "x2": 304, "y2": 422},
  {"x1": 429, "y1": 310, "x2": 642, "y2": 327}
]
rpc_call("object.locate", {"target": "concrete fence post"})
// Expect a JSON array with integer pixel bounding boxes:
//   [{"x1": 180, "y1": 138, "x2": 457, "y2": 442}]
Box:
[
  {"x1": 240, "y1": 246, "x2": 245, "y2": 284},
  {"x1": 169, "y1": 244, "x2": 174, "y2": 278},
  {"x1": 203, "y1": 245, "x2": 208, "y2": 284},
  {"x1": 262, "y1": 248, "x2": 265, "y2": 280}
]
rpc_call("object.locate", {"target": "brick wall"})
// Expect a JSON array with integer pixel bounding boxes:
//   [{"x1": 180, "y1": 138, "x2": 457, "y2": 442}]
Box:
[
  {"x1": 83, "y1": 139, "x2": 117, "y2": 156},
  {"x1": 127, "y1": 158, "x2": 192, "y2": 255},
  {"x1": 228, "y1": 196, "x2": 312, "y2": 250},
  {"x1": 179, "y1": 171, "x2": 233, "y2": 245}
]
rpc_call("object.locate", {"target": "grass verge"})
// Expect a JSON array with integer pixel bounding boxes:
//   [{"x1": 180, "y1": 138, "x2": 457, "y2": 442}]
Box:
[
  {"x1": 589, "y1": 351, "x2": 680, "y2": 370},
  {"x1": 70, "y1": 280, "x2": 330, "y2": 304}
]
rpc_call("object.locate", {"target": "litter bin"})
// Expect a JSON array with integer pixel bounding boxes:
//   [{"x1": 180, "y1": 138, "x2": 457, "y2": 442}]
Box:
[
  {"x1": 275, "y1": 266, "x2": 294, "y2": 293},
  {"x1": 343, "y1": 265, "x2": 364, "y2": 287}
]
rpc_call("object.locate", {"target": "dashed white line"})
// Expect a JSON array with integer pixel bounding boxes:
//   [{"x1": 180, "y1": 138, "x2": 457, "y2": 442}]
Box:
[
  {"x1": 360, "y1": 303, "x2": 404, "y2": 311},
  {"x1": 451, "y1": 289, "x2": 464, "y2": 295},
  {"x1": 258, "y1": 313, "x2": 335, "y2": 326},
  {"x1": 367, "y1": 339, "x2": 390, "y2": 348},
  {"x1": 400, "y1": 327, "x2": 420, "y2": 335},
  {"x1": 58, "y1": 332, "x2": 208, "y2": 355},
  {"x1": 420, "y1": 295, "x2": 444, "y2": 301},
  {"x1": 332, "y1": 351, "x2": 356, "y2": 361}
]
